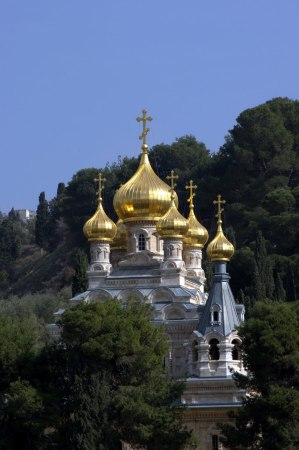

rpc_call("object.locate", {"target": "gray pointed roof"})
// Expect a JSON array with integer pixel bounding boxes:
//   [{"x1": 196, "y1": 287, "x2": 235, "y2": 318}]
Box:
[{"x1": 197, "y1": 262, "x2": 241, "y2": 336}]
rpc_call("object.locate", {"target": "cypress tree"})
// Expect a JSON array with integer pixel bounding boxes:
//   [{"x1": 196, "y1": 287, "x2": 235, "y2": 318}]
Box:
[
  {"x1": 285, "y1": 262, "x2": 297, "y2": 301},
  {"x1": 253, "y1": 231, "x2": 274, "y2": 301},
  {"x1": 47, "y1": 183, "x2": 67, "y2": 250},
  {"x1": 274, "y1": 270, "x2": 286, "y2": 301},
  {"x1": 72, "y1": 249, "x2": 88, "y2": 297},
  {"x1": 35, "y1": 192, "x2": 49, "y2": 249},
  {"x1": 56, "y1": 182, "x2": 65, "y2": 197}
]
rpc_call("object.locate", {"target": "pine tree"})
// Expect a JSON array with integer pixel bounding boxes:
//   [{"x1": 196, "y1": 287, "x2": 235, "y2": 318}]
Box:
[
  {"x1": 220, "y1": 301, "x2": 299, "y2": 450},
  {"x1": 72, "y1": 249, "x2": 88, "y2": 296},
  {"x1": 35, "y1": 192, "x2": 49, "y2": 249}
]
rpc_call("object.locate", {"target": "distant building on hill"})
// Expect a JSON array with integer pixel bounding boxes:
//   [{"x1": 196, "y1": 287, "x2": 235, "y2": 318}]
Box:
[{"x1": 16, "y1": 209, "x2": 36, "y2": 222}]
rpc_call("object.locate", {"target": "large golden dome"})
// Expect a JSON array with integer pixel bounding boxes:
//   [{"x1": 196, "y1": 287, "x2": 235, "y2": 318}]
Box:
[
  {"x1": 183, "y1": 180, "x2": 209, "y2": 248},
  {"x1": 157, "y1": 172, "x2": 189, "y2": 238},
  {"x1": 113, "y1": 145, "x2": 178, "y2": 222},
  {"x1": 206, "y1": 195, "x2": 234, "y2": 262},
  {"x1": 83, "y1": 173, "x2": 117, "y2": 242},
  {"x1": 113, "y1": 110, "x2": 178, "y2": 223}
]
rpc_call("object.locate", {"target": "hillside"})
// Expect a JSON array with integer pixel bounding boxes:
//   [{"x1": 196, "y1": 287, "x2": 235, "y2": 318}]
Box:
[{"x1": 0, "y1": 98, "x2": 298, "y2": 304}]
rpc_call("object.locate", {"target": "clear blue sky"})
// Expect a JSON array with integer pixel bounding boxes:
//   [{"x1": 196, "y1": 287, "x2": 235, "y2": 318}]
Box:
[{"x1": 1, "y1": 1, "x2": 298, "y2": 212}]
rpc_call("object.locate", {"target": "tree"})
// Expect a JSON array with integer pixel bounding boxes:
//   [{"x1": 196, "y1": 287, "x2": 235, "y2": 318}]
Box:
[
  {"x1": 220, "y1": 301, "x2": 299, "y2": 450},
  {"x1": 0, "y1": 380, "x2": 43, "y2": 450},
  {"x1": 45, "y1": 300, "x2": 194, "y2": 449},
  {"x1": 35, "y1": 192, "x2": 49, "y2": 249},
  {"x1": 71, "y1": 249, "x2": 88, "y2": 297},
  {"x1": 47, "y1": 182, "x2": 67, "y2": 250},
  {"x1": 0, "y1": 313, "x2": 43, "y2": 449},
  {"x1": 0, "y1": 213, "x2": 22, "y2": 264},
  {"x1": 253, "y1": 231, "x2": 274, "y2": 301}
]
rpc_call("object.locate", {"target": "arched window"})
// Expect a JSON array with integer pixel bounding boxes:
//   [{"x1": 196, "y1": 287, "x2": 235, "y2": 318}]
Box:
[
  {"x1": 209, "y1": 339, "x2": 220, "y2": 360},
  {"x1": 192, "y1": 340, "x2": 198, "y2": 362},
  {"x1": 232, "y1": 339, "x2": 241, "y2": 361},
  {"x1": 210, "y1": 304, "x2": 221, "y2": 325},
  {"x1": 213, "y1": 310, "x2": 219, "y2": 322},
  {"x1": 138, "y1": 233, "x2": 146, "y2": 251}
]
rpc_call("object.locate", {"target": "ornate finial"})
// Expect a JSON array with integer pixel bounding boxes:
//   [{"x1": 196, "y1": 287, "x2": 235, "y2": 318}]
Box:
[
  {"x1": 94, "y1": 172, "x2": 106, "y2": 203},
  {"x1": 136, "y1": 109, "x2": 153, "y2": 151},
  {"x1": 213, "y1": 194, "x2": 226, "y2": 225},
  {"x1": 185, "y1": 180, "x2": 198, "y2": 208}
]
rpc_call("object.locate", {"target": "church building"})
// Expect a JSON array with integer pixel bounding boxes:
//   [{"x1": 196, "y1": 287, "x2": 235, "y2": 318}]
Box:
[{"x1": 63, "y1": 110, "x2": 246, "y2": 449}]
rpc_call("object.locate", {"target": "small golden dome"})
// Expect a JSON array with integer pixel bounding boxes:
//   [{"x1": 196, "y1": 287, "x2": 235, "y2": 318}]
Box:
[
  {"x1": 184, "y1": 208, "x2": 209, "y2": 248},
  {"x1": 206, "y1": 194, "x2": 234, "y2": 262},
  {"x1": 113, "y1": 110, "x2": 178, "y2": 222},
  {"x1": 157, "y1": 171, "x2": 189, "y2": 238},
  {"x1": 83, "y1": 173, "x2": 117, "y2": 242},
  {"x1": 111, "y1": 219, "x2": 127, "y2": 250},
  {"x1": 183, "y1": 180, "x2": 209, "y2": 248}
]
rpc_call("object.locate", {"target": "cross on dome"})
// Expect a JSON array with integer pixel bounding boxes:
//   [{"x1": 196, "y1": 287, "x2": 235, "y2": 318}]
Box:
[
  {"x1": 213, "y1": 194, "x2": 226, "y2": 224},
  {"x1": 185, "y1": 180, "x2": 198, "y2": 207},
  {"x1": 94, "y1": 172, "x2": 106, "y2": 202},
  {"x1": 166, "y1": 170, "x2": 179, "y2": 192},
  {"x1": 136, "y1": 109, "x2": 153, "y2": 150}
]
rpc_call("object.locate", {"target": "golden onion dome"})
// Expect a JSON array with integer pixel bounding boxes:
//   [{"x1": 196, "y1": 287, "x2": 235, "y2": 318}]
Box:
[
  {"x1": 183, "y1": 180, "x2": 209, "y2": 248},
  {"x1": 113, "y1": 110, "x2": 178, "y2": 222},
  {"x1": 83, "y1": 173, "x2": 117, "y2": 242},
  {"x1": 156, "y1": 172, "x2": 189, "y2": 238},
  {"x1": 113, "y1": 145, "x2": 178, "y2": 222},
  {"x1": 111, "y1": 219, "x2": 127, "y2": 250},
  {"x1": 184, "y1": 208, "x2": 209, "y2": 248},
  {"x1": 206, "y1": 194, "x2": 234, "y2": 262}
]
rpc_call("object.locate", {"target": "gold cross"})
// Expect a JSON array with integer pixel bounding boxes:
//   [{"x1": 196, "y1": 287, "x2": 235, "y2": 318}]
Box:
[
  {"x1": 136, "y1": 109, "x2": 153, "y2": 146},
  {"x1": 94, "y1": 172, "x2": 106, "y2": 202},
  {"x1": 213, "y1": 194, "x2": 226, "y2": 223},
  {"x1": 166, "y1": 170, "x2": 179, "y2": 191},
  {"x1": 185, "y1": 180, "x2": 198, "y2": 207}
]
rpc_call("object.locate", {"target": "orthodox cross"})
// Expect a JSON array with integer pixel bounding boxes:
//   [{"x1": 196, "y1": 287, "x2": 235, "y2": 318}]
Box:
[
  {"x1": 166, "y1": 170, "x2": 179, "y2": 191},
  {"x1": 136, "y1": 109, "x2": 153, "y2": 146},
  {"x1": 94, "y1": 172, "x2": 106, "y2": 202},
  {"x1": 213, "y1": 194, "x2": 226, "y2": 223},
  {"x1": 185, "y1": 180, "x2": 198, "y2": 207}
]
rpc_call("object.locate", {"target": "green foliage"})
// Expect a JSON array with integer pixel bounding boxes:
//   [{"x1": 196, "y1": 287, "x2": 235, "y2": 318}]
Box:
[
  {"x1": 253, "y1": 231, "x2": 274, "y2": 301},
  {"x1": 0, "y1": 380, "x2": 44, "y2": 450},
  {"x1": 47, "y1": 182, "x2": 67, "y2": 250},
  {"x1": 0, "y1": 314, "x2": 38, "y2": 388},
  {"x1": 60, "y1": 168, "x2": 99, "y2": 234},
  {"x1": 35, "y1": 192, "x2": 49, "y2": 249},
  {"x1": 220, "y1": 301, "x2": 299, "y2": 450},
  {"x1": 72, "y1": 249, "x2": 88, "y2": 297},
  {"x1": 0, "y1": 291, "x2": 69, "y2": 324},
  {"x1": 51, "y1": 300, "x2": 194, "y2": 449},
  {"x1": 0, "y1": 213, "x2": 22, "y2": 264}
]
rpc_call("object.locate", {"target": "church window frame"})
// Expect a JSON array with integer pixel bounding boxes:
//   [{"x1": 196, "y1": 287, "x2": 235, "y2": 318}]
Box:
[
  {"x1": 232, "y1": 338, "x2": 241, "y2": 361},
  {"x1": 209, "y1": 338, "x2": 220, "y2": 361},
  {"x1": 210, "y1": 304, "x2": 222, "y2": 326},
  {"x1": 138, "y1": 233, "x2": 146, "y2": 251}
]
